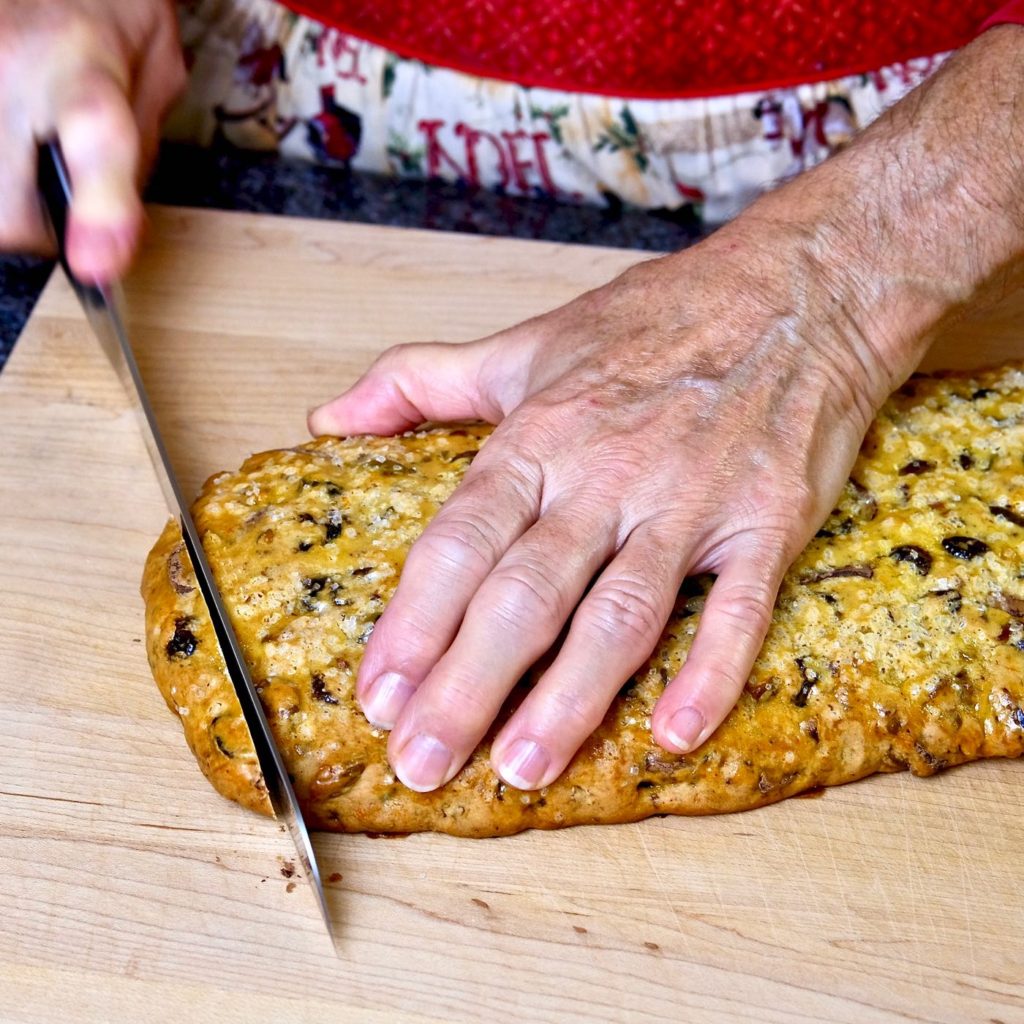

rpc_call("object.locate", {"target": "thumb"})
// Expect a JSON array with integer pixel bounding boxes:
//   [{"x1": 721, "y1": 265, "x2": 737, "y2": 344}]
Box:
[{"x1": 308, "y1": 337, "x2": 509, "y2": 437}]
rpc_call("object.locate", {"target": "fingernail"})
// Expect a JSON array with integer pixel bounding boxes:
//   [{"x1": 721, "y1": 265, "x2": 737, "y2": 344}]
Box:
[
  {"x1": 665, "y1": 706, "x2": 706, "y2": 752},
  {"x1": 497, "y1": 738, "x2": 550, "y2": 791},
  {"x1": 394, "y1": 733, "x2": 453, "y2": 792},
  {"x1": 360, "y1": 671, "x2": 415, "y2": 729}
]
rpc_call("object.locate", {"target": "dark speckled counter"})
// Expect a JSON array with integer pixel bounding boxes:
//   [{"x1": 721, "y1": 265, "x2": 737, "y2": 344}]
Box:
[{"x1": 0, "y1": 142, "x2": 703, "y2": 372}]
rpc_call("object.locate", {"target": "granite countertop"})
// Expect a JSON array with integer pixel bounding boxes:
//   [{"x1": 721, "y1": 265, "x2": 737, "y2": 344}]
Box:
[{"x1": 0, "y1": 142, "x2": 702, "y2": 373}]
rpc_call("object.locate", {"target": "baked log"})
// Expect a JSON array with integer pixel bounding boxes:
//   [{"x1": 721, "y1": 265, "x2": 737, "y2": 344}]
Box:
[{"x1": 141, "y1": 364, "x2": 1024, "y2": 836}]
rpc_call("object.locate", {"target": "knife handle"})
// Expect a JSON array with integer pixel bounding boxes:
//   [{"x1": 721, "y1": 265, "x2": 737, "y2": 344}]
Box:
[{"x1": 37, "y1": 139, "x2": 105, "y2": 308}]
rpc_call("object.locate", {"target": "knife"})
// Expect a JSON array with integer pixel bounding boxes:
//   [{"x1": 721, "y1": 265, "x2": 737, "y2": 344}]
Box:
[{"x1": 37, "y1": 140, "x2": 336, "y2": 948}]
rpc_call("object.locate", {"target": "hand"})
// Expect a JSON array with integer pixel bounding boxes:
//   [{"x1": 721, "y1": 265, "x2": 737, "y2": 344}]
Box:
[
  {"x1": 0, "y1": 0, "x2": 185, "y2": 281},
  {"x1": 309, "y1": 24, "x2": 1024, "y2": 794},
  {"x1": 308, "y1": 219, "x2": 902, "y2": 792}
]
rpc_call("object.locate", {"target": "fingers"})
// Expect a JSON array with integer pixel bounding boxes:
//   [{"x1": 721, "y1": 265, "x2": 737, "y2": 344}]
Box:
[
  {"x1": 54, "y1": 65, "x2": 143, "y2": 283},
  {"x1": 49, "y1": 1, "x2": 186, "y2": 278},
  {"x1": 356, "y1": 456, "x2": 543, "y2": 727},
  {"x1": 489, "y1": 522, "x2": 691, "y2": 790},
  {"x1": 651, "y1": 537, "x2": 787, "y2": 754},
  {"x1": 0, "y1": 138, "x2": 48, "y2": 254},
  {"x1": 130, "y1": 12, "x2": 189, "y2": 175},
  {"x1": 383, "y1": 502, "x2": 619, "y2": 792},
  {"x1": 0, "y1": 2, "x2": 177, "y2": 275},
  {"x1": 308, "y1": 338, "x2": 507, "y2": 437}
]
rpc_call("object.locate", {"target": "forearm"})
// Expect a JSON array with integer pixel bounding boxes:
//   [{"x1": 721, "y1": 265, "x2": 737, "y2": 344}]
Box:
[{"x1": 751, "y1": 25, "x2": 1024, "y2": 393}]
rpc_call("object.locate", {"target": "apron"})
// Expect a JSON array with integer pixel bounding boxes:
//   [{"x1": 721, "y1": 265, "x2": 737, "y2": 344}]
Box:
[{"x1": 168, "y1": 0, "x2": 1015, "y2": 224}]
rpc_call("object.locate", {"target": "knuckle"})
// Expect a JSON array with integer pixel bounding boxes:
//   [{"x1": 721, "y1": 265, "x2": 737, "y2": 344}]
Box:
[
  {"x1": 709, "y1": 583, "x2": 773, "y2": 643},
  {"x1": 373, "y1": 604, "x2": 435, "y2": 661},
  {"x1": 412, "y1": 510, "x2": 504, "y2": 580},
  {"x1": 376, "y1": 341, "x2": 422, "y2": 373},
  {"x1": 63, "y1": 10, "x2": 98, "y2": 37},
  {"x1": 62, "y1": 91, "x2": 133, "y2": 148},
  {"x1": 752, "y1": 524, "x2": 795, "y2": 561},
  {"x1": 50, "y1": 16, "x2": 110, "y2": 73},
  {"x1": 543, "y1": 684, "x2": 603, "y2": 735},
  {"x1": 154, "y1": 42, "x2": 189, "y2": 108},
  {"x1": 485, "y1": 564, "x2": 565, "y2": 631},
  {"x1": 595, "y1": 450, "x2": 646, "y2": 484},
  {"x1": 558, "y1": 442, "x2": 647, "y2": 495},
  {"x1": 721, "y1": 502, "x2": 808, "y2": 563},
  {"x1": 425, "y1": 673, "x2": 494, "y2": 732},
  {"x1": 494, "y1": 405, "x2": 564, "y2": 462},
  {"x1": 731, "y1": 467, "x2": 817, "y2": 532},
  {"x1": 458, "y1": 450, "x2": 541, "y2": 513},
  {"x1": 695, "y1": 662, "x2": 745, "y2": 702},
  {"x1": 584, "y1": 576, "x2": 665, "y2": 647},
  {"x1": 473, "y1": 450, "x2": 542, "y2": 507}
]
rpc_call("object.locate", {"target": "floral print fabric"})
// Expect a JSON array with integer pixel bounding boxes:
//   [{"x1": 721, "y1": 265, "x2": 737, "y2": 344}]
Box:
[{"x1": 169, "y1": 0, "x2": 947, "y2": 224}]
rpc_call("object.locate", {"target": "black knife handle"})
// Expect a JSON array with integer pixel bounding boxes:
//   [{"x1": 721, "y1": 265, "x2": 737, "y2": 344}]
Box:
[{"x1": 37, "y1": 139, "x2": 105, "y2": 308}]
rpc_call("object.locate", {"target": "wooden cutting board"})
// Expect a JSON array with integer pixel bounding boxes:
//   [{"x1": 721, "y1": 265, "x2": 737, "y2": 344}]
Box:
[{"x1": 1, "y1": 206, "x2": 1022, "y2": 1024}]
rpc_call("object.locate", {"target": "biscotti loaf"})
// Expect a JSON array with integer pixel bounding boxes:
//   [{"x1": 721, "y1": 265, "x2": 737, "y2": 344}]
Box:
[{"x1": 141, "y1": 363, "x2": 1024, "y2": 837}]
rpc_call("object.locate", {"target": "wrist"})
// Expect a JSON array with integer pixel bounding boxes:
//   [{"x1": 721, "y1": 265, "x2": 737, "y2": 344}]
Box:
[
  {"x1": 706, "y1": 204, "x2": 920, "y2": 412},
  {"x1": 745, "y1": 25, "x2": 1024, "y2": 397},
  {"x1": 646, "y1": 215, "x2": 904, "y2": 437},
  {"x1": 740, "y1": 163, "x2": 958, "y2": 403}
]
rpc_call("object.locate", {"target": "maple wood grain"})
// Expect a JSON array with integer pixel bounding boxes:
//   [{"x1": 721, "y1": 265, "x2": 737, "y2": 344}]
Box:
[{"x1": 0, "y1": 206, "x2": 1021, "y2": 1023}]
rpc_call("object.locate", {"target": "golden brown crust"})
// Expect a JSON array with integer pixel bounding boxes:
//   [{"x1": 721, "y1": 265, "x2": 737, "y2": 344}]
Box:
[{"x1": 141, "y1": 366, "x2": 1024, "y2": 837}]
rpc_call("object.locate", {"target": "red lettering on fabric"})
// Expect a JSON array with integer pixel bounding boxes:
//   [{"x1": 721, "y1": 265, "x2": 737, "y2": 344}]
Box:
[
  {"x1": 418, "y1": 121, "x2": 563, "y2": 194},
  {"x1": 317, "y1": 30, "x2": 368, "y2": 83},
  {"x1": 455, "y1": 124, "x2": 511, "y2": 187},
  {"x1": 500, "y1": 130, "x2": 559, "y2": 193},
  {"x1": 418, "y1": 119, "x2": 471, "y2": 179},
  {"x1": 529, "y1": 133, "x2": 559, "y2": 195}
]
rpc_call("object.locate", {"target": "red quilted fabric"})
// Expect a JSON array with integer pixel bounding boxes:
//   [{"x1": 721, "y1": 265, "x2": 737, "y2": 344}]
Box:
[{"x1": 283, "y1": 0, "x2": 1006, "y2": 98}]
